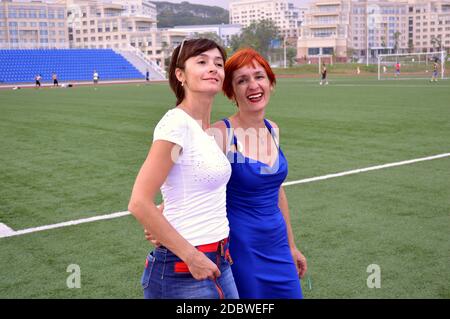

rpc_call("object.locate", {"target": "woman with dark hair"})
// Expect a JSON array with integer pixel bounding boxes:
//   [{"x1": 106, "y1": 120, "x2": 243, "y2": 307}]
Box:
[
  {"x1": 213, "y1": 48, "x2": 307, "y2": 299},
  {"x1": 128, "y1": 39, "x2": 238, "y2": 299}
]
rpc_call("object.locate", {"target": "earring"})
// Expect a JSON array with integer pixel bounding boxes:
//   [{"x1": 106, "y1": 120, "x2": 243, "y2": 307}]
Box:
[{"x1": 181, "y1": 81, "x2": 184, "y2": 87}]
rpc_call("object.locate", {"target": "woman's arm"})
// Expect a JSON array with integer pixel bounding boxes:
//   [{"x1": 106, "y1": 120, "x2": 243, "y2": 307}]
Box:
[
  {"x1": 128, "y1": 140, "x2": 220, "y2": 280},
  {"x1": 269, "y1": 119, "x2": 307, "y2": 278},
  {"x1": 278, "y1": 186, "x2": 307, "y2": 278}
]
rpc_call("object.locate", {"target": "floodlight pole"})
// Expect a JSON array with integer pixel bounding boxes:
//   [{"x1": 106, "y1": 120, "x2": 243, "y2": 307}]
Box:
[{"x1": 366, "y1": 7, "x2": 369, "y2": 67}]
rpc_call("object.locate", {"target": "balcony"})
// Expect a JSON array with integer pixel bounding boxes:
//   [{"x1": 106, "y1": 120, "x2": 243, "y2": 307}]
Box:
[
  {"x1": 316, "y1": 2, "x2": 341, "y2": 6},
  {"x1": 309, "y1": 24, "x2": 338, "y2": 29},
  {"x1": 103, "y1": 2, "x2": 125, "y2": 10},
  {"x1": 311, "y1": 11, "x2": 340, "y2": 17}
]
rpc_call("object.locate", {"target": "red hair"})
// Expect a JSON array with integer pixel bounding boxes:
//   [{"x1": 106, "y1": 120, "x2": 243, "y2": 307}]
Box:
[{"x1": 223, "y1": 48, "x2": 276, "y2": 100}]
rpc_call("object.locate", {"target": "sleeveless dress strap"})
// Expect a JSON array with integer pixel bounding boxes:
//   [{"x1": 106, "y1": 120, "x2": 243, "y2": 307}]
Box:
[
  {"x1": 263, "y1": 119, "x2": 280, "y2": 149},
  {"x1": 222, "y1": 118, "x2": 238, "y2": 151}
]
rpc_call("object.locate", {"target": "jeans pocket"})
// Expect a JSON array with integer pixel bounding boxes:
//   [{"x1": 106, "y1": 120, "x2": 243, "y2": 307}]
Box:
[{"x1": 141, "y1": 252, "x2": 155, "y2": 289}]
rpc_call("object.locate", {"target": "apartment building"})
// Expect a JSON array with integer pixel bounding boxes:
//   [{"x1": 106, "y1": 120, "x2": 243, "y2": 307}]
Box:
[
  {"x1": 408, "y1": 0, "x2": 450, "y2": 53},
  {"x1": 67, "y1": 0, "x2": 156, "y2": 50},
  {"x1": 229, "y1": 0, "x2": 302, "y2": 38},
  {"x1": 66, "y1": 0, "x2": 169, "y2": 65},
  {"x1": 298, "y1": 0, "x2": 450, "y2": 63},
  {"x1": 350, "y1": 0, "x2": 408, "y2": 60},
  {"x1": 0, "y1": 0, "x2": 68, "y2": 49},
  {"x1": 171, "y1": 24, "x2": 242, "y2": 47},
  {"x1": 297, "y1": 0, "x2": 350, "y2": 63}
]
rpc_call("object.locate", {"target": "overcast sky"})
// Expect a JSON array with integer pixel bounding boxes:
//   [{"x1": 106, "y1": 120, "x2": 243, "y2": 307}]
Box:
[{"x1": 151, "y1": 0, "x2": 312, "y2": 10}]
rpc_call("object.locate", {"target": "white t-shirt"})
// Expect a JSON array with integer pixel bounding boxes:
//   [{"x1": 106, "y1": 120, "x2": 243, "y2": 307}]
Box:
[{"x1": 153, "y1": 108, "x2": 231, "y2": 246}]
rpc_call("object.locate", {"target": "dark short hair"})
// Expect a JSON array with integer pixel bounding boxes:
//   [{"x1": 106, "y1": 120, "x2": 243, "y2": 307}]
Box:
[{"x1": 168, "y1": 38, "x2": 227, "y2": 105}]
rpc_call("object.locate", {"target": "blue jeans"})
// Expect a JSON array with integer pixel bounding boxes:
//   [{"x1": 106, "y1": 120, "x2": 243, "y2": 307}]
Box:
[{"x1": 141, "y1": 244, "x2": 239, "y2": 299}]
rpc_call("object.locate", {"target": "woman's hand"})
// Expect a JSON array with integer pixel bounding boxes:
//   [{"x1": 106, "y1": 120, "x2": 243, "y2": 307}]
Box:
[
  {"x1": 144, "y1": 228, "x2": 161, "y2": 247},
  {"x1": 185, "y1": 250, "x2": 221, "y2": 281},
  {"x1": 144, "y1": 202, "x2": 164, "y2": 246},
  {"x1": 291, "y1": 247, "x2": 307, "y2": 278}
]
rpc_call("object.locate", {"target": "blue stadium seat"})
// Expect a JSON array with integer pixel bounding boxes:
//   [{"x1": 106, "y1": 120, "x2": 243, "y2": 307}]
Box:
[{"x1": 0, "y1": 49, "x2": 143, "y2": 84}]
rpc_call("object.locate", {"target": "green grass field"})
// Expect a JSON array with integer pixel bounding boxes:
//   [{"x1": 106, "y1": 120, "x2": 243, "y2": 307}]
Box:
[{"x1": 1, "y1": 77, "x2": 449, "y2": 298}]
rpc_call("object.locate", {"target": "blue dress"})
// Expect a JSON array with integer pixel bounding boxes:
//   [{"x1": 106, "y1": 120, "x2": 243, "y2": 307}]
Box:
[{"x1": 222, "y1": 118, "x2": 303, "y2": 299}]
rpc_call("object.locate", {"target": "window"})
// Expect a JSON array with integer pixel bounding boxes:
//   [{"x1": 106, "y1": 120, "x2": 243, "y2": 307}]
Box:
[
  {"x1": 308, "y1": 47, "x2": 320, "y2": 55},
  {"x1": 322, "y1": 47, "x2": 334, "y2": 55},
  {"x1": 58, "y1": 10, "x2": 65, "y2": 19}
]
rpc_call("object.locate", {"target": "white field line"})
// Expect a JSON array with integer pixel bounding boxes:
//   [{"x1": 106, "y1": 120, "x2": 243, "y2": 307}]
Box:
[
  {"x1": 328, "y1": 84, "x2": 450, "y2": 88},
  {"x1": 1, "y1": 152, "x2": 449, "y2": 239},
  {"x1": 283, "y1": 153, "x2": 450, "y2": 187},
  {"x1": 0, "y1": 211, "x2": 130, "y2": 239}
]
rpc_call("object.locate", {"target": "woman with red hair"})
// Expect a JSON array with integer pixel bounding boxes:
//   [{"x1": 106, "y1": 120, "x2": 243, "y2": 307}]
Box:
[{"x1": 212, "y1": 48, "x2": 307, "y2": 298}]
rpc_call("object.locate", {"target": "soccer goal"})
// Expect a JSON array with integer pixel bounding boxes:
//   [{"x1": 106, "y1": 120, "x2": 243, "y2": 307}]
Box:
[{"x1": 377, "y1": 51, "x2": 447, "y2": 80}]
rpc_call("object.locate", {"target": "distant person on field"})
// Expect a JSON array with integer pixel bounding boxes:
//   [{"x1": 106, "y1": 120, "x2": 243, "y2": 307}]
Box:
[
  {"x1": 35, "y1": 74, "x2": 41, "y2": 88},
  {"x1": 383, "y1": 65, "x2": 387, "y2": 74},
  {"x1": 146, "y1": 69, "x2": 150, "y2": 82},
  {"x1": 356, "y1": 66, "x2": 361, "y2": 75},
  {"x1": 395, "y1": 62, "x2": 400, "y2": 78},
  {"x1": 52, "y1": 73, "x2": 59, "y2": 87},
  {"x1": 93, "y1": 70, "x2": 99, "y2": 85},
  {"x1": 430, "y1": 61, "x2": 439, "y2": 82},
  {"x1": 320, "y1": 63, "x2": 328, "y2": 85}
]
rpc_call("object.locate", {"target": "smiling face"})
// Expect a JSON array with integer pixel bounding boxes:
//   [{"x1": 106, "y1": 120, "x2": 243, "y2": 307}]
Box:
[
  {"x1": 176, "y1": 48, "x2": 225, "y2": 98},
  {"x1": 231, "y1": 61, "x2": 273, "y2": 113}
]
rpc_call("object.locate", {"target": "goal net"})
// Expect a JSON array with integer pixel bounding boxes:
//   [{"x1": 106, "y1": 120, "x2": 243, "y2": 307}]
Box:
[{"x1": 378, "y1": 51, "x2": 447, "y2": 80}]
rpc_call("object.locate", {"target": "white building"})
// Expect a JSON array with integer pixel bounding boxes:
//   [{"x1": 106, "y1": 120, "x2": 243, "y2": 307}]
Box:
[
  {"x1": 298, "y1": 0, "x2": 450, "y2": 63},
  {"x1": 66, "y1": 0, "x2": 169, "y2": 63},
  {"x1": 171, "y1": 24, "x2": 242, "y2": 46},
  {"x1": 0, "y1": 0, "x2": 68, "y2": 49},
  {"x1": 229, "y1": 0, "x2": 302, "y2": 38}
]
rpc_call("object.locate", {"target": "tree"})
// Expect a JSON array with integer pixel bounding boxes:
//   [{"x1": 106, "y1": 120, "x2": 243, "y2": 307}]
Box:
[
  {"x1": 380, "y1": 36, "x2": 386, "y2": 54},
  {"x1": 408, "y1": 39, "x2": 414, "y2": 53},
  {"x1": 195, "y1": 32, "x2": 224, "y2": 47},
  {"x1": 393, "y1": 31, "x2": 401, "y2": 54},
  {"x1": 346, "y1": 47, "x2": 356, "y2": 62},
  {"x1": 286, "y1": 47, "x2": 297, "y2": 67},
  {"x1": 229, "y1": 19, "x2": 280, "y2": 59},
  {"x1": 431, "y1": 36, "x2": 442, "y2": 51}
]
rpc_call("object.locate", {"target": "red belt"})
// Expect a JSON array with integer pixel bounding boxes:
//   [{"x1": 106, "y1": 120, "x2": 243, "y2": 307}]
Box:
[
  {"x1": 174, "y1": 238, "x2": 231, "y2": 273},
  {"x1": 196, "y1": 238, "x2": 228, "y2": 253}
]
